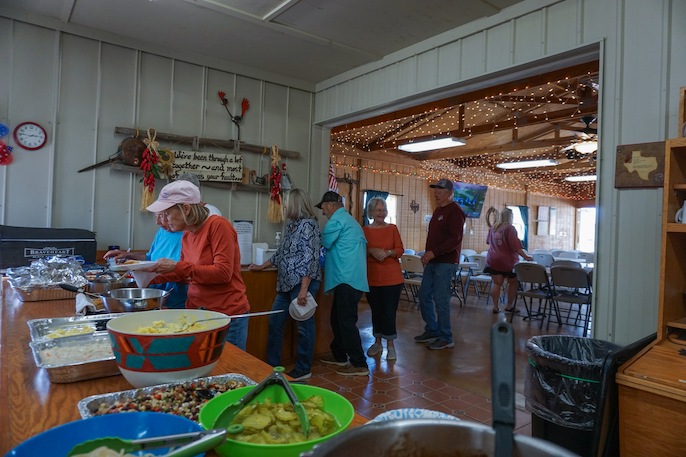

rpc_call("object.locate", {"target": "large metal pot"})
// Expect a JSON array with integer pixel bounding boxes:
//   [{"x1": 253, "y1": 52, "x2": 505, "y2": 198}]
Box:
[
  {"x1": 301, "y1": 419, "x2": 580, "y2": 457},
  {"x1": 87, "y1": 277, "x2": 136, "y2": 294},
  {"x1": 100, "y1": 288, "x2": 171, "y2": 313}
]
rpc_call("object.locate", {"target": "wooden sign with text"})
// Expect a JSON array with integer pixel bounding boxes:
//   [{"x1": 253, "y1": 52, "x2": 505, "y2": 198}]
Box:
[{"x1": 172, "y1": 150, "x2": 243, "y2": 183}]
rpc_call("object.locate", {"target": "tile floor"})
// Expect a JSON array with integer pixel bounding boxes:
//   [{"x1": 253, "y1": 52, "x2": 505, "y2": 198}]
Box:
[{"x1": 298, "y1": 291, "x2": 584, "y2": 435}]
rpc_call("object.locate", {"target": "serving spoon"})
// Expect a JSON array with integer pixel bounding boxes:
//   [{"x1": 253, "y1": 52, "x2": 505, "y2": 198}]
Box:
[
  {"x1": 67, "y1": 428, "x2": 226, "y2": 457},
  {"x1": 173, "y1": 309, "x2": 285, "y2": 333}
]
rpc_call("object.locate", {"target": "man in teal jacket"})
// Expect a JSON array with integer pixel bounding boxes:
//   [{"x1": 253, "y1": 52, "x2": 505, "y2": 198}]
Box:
[{"x1": 316, "y1": 191, "x2": 370, "y2": 376}]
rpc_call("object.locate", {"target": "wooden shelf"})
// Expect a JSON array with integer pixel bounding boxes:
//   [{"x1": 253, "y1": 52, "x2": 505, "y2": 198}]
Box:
[
  {"x1": 114, "y1": 127, "x2": 301, "y2": 159},
  {"x1": 667, "y1": 316, "x2": 686, "y2": 330},
  {"x1": 617, "y1": 138, "x2": 686, "y2": 457},
  {"x1": 665, "y1": 223, "x2": 686, "y2": 232}
]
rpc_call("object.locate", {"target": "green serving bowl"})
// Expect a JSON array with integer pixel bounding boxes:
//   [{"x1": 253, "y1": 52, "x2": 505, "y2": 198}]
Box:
[{"x1": 198, "y1": 384, "x2": 355, "y2": 457}]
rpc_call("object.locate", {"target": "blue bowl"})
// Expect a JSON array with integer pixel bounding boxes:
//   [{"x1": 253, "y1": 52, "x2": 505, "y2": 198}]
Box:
[{"x1": 7, "y1": 412, "x2": 204, "y2": 456}]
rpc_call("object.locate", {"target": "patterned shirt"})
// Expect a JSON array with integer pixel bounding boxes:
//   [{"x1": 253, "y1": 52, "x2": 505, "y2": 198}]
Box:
[{"x1": 269, "y1": 218, "x2": 322, "y2": 292}]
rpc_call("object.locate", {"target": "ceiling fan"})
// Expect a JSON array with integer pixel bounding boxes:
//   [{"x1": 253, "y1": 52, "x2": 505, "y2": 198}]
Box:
[{"x1": 563, "y1": 115, "x2": 598, "y2": 157}]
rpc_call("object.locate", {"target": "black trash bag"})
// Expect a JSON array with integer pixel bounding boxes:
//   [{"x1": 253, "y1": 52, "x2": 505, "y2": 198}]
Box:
[{"x1": 525, "y1": 335, "x2": 620, "y2": 430}]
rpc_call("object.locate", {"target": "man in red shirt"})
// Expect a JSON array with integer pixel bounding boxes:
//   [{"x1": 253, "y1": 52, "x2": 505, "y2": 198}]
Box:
[{"x1": 414, "y1": 179, "x2": 465, "y2": 350}]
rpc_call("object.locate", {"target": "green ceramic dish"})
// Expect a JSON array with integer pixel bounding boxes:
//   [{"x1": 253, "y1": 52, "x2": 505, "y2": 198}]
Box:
[{"x1": 198, "y1": 384, "x2": 355, "y2": 457}]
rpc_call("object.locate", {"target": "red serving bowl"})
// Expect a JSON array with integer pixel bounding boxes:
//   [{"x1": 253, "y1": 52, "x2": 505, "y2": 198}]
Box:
[{"x1": 106, "y1": 309, "x2": 230, "y2": 387}]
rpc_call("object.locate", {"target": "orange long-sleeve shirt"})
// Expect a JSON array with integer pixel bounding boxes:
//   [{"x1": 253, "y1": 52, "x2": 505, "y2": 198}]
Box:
[
  {"x1": 152, "y1": 215, "x2": 250, "y2": 316},
  {"x1": 363, "y1": 224, "x2": 404, "y2": 287}
]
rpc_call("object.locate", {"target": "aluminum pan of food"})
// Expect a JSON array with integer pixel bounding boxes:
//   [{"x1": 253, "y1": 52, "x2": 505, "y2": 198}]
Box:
[
  {"x1": 27, "y1": 313, "x2": 121, "y2": 341},
  {"x1": 78, "y1": 373, "x2": 256, "y2": 422},
  {"x1": 28, "y1": 333, "x2": 119, "y2": 383}
]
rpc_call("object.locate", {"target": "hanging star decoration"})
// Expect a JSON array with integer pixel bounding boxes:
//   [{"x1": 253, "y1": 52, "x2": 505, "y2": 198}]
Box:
[{"x1": 217, "y1": 91, "x2": 250, "y2": 141}]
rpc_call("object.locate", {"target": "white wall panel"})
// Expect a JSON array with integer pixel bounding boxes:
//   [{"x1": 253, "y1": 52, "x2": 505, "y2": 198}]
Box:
[
  {"x1": 544, "y1": 0, "x2": 581, "y2": 54},
  {"x1": 416, "y1": 49, "x2": 439, "y2": 94},
  {"x1": 6, "y1": 22, "x2": 57, "y2": 227},
  {"x1": 667, "y1": 0, "x2": 686, "y2": 138},
  {"x1": 513, "y1": 9, "x2": 545, "y2": 65},
  {"x1": 485, "y1": 22, "x2": 513, "y2": 74},
  {"x1": 0, "y1": 17, "x2": 13, "y2": 222},
  {"x1": 437, "y1": 41, "x2": 461, "y2": 87},
  {"x1": 134, "y1": 53, "x2": 174, "y2": 247},
  {"x1": 171, "y1": 61, "x2": 204, "y2": 137},
  {"x1": 458, "y1": 32, "x2": 486, "y2": 81},
  {"x1": 396, "y1": 58, "x2": 418, "y2": 102},
  {"x1": 93, "y1": 43, "x2": 138, "y2": 250},
  {"x1": 53, "y1": 34, "x2": 99, "y2": 230}
]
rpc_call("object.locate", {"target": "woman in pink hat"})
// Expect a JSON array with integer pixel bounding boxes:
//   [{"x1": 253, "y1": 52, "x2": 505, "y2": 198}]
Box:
[{"x1": 144, "y1": 180, "x2": 251, "y2": 350}]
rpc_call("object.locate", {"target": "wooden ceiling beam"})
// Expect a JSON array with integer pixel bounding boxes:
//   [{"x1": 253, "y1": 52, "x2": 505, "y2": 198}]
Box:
[
  {"x1": 331, "y1": 61, "x2": 599, "y2": 133},
  {"x1": 366, "y1": 104, "x2": 596, "y2": 152},
  {"x1": 414, "y1": 136, "x2": 578, "y2": 161}
]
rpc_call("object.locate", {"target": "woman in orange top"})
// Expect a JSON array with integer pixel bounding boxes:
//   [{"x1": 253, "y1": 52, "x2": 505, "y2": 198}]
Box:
[
  {"x1": 362, "y1": 197, "x2": 404, "y2": 360},
  {"x1": 143, "y1": 180, "x2": 251, "y2": 350}
]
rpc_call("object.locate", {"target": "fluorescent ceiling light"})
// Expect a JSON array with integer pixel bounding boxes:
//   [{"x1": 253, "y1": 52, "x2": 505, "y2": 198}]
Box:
[
  {"x1": 496, "y1": 159, "x2": 559, "y2": 170},
  {"x1": 565, "y1": 175, "x2": 597, "y2": 182},
  {"x1": 398, "y1": 137, "x2": 466, "y2": 152},
  {"x1": 573, "y1": 140, "x2": 598, "y2": 154}
]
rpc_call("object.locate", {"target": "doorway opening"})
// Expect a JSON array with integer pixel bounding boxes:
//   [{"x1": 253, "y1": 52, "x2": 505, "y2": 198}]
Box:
[{"x1": 576, "y1": 207, "x2": 596, "y2": 252}]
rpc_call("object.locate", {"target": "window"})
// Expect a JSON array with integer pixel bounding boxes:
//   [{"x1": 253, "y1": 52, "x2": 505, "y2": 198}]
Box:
[
  {"x1": 363, "y1": 191, "x2": 398, "y2": 224},
  {"x1": 576, "y1": 207, "x2": 596, "y2": 252}
]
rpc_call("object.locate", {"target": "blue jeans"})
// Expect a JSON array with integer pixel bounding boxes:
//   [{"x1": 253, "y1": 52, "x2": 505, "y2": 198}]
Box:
[
  {"x1": 226, "y1": 316, "x2": 248, "y2": 351},
  {"x1": 418, "y1": 262, "x2": 456, "y2": 343},
  {"x1": 266, "y1": 280, "x2": 321, "y2": 375}
]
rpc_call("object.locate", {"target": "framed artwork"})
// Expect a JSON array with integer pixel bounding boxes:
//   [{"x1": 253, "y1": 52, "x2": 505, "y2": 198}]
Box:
[
  {"x1": 615, "y1": 141, "x2": 665, "y2": 188},
  {"x1": 549, "y1": 208, "x2": 557, "y2": 235}
]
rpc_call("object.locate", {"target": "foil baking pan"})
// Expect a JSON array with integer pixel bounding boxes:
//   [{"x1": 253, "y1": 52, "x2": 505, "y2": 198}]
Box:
[
  {"x1": 29, "y1": 333, "x2": 119, "y2": 383},
  {"x1": 78, "y1": 373, "x2": 256, "y2": 421},
  {"x1": 27, "y1": 313, "x2": 121, "y2": 341}
]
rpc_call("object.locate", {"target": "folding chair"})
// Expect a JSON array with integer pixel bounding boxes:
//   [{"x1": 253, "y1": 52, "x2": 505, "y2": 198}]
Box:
[
  {"x1": 513, "y1": 262, "x2": 556, "y2": 328},
  {"x1": 464, "y1": 254, "x2": 493, "y2": 305},
  {"x1": 550, "y1": 265, "x2": 593, "y2": 335},
  {"x1": 401, "y1": 254, "x2": 424, "y2": 308}
]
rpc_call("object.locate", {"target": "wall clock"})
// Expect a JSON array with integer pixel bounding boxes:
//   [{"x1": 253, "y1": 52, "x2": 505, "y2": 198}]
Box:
[{"x1": 13, "y1": 121, "x2": 47, "y2": 150}]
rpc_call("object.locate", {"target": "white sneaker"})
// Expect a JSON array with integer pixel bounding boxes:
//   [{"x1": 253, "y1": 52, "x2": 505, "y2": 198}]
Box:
[
  {"x1": 386, "y1": 347, "x2": 397, "y2": 360},
  {"x1": 366, "y1": 343, "x2": 383, "y2": 356}
]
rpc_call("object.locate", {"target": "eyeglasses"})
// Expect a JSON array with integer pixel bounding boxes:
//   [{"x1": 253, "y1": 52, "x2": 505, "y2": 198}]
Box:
[{"x1": 162, "y1": 205, "x2": 180, "y2": 218}]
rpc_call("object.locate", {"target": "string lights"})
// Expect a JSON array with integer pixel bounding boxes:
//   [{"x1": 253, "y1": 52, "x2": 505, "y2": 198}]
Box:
[{"x1": 330, "y1": 71, "x2": 598, "y2": 200}]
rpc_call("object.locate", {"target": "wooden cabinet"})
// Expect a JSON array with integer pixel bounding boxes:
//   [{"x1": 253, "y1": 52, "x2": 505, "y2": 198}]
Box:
[
  {"x1": 241, "y1": 269, "x2": 333, "y2": 363},
  {"x1": 616, "y1": 138, "x2": 686, "y2": 457}
]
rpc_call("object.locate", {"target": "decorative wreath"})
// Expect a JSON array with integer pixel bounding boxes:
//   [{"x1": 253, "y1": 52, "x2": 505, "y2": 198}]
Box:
[{"x1": 485, "y1": 206, "x2": 499, "y2": 228}]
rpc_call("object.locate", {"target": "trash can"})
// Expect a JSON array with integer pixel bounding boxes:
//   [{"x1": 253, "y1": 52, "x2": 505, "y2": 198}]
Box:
[{"x1": 525, "y1": 335, "x2": 620, "y2": 457}]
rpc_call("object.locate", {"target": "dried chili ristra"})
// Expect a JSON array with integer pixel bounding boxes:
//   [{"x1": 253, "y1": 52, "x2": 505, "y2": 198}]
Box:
[{"x1": 140, "y1": 147, "x2": 160, "y2": 192}]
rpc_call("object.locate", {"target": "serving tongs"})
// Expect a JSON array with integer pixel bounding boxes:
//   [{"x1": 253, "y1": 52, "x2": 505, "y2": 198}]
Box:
[
  {"x1": 212, "y1": 366, "x2": 310, "y2": 438},
  {"x1": 67, "y1": 428, "x2": 226, "y2": 457}
]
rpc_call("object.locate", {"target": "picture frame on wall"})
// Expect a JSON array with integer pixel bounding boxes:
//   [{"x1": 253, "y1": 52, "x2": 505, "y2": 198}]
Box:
[{"x1": 615, "y1": 142, "x2": 665, "y2": 188}]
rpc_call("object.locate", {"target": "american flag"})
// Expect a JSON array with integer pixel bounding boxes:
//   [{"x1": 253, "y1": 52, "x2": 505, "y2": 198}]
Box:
[{"x1": 328, "y1": 160, "x2": 339, "y2": 192}]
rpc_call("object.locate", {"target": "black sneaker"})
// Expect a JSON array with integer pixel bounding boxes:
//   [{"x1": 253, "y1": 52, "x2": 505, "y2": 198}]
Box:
[
  {"x1": 428, "y1": 339, "x2": 455, "y2": 350},
  {"x1": 319, "y1": 354, "x2": 349, "y2": 366},
  {"x1": 287, "y1": 369, "x2": 312, "y2": 381},
  {"x1": 414, "y1": 331, "x2": 438, "y2": 343},
  {"x1": 336, "y1": 364, "x2": 370, "y2": 376}
]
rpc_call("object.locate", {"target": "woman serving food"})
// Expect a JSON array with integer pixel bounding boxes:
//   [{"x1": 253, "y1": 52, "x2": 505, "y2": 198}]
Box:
[{"x1": 142, "y1": 180, "x2": 251, "y2": 350}]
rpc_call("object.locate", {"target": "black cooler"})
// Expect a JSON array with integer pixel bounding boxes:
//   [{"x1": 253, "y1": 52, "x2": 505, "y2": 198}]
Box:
[{"x1": 0, "y1": 225, "x2": 97, "y2": 271}]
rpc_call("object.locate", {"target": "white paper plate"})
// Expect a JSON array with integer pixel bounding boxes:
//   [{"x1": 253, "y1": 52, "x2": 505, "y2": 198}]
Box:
[
  {"x1": 369, "y1": 408, "x2": 460, "y2": 423},
  {"x1": 109, "y1": 261, "x2": 157, "y2": 272},
  {"x1": 289, "y1": 302, "x2": 317, "y2": 321}
]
